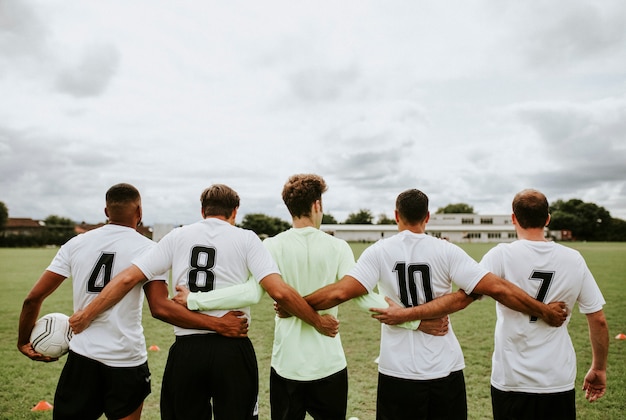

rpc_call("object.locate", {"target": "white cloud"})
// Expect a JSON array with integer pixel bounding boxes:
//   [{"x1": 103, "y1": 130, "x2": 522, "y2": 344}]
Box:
[{"x1": 1, "y1": 0, "x2": 625, "y2": 224}]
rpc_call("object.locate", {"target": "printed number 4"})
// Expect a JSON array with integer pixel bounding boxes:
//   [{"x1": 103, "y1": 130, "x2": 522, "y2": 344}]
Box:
[
  {"x1": 529, "y1": 270, "x2": 554, "y2": 322},
  {"x1": 87, "y1": 253, "x2": 115, "y2": 293}
]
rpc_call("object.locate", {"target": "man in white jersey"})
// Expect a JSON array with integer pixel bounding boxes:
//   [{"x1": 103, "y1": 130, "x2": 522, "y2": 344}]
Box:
[
  {"x1": 171, "y1": 174, "x2": 435, "y2": 419},
  {"x1": 303, "y1": 188, "x2": 568, "y2": 420},
  {"x1": 18, "y1": 183, "x2": 244, "y2": 419},
  {"x1": 479, "y1": 189, "x2": 608, "y2": 419},
  {"x1": 69, "y1": 183, "x2": 339, "y2": 420}
]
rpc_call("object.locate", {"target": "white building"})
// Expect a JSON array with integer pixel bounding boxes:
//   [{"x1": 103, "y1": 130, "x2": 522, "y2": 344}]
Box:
[{"x1": 321, "y1": 213, "x2": 520, "y2": 243}]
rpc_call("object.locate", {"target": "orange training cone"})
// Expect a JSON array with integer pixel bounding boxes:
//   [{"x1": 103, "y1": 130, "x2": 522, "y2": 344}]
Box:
[
  {"x1": 615, "y1": 333, "x2": 626, "y2": 340},
  {"x1": 31, "y1": 400, "x2": 53, "y2": 411},
  {"x1": 148, "y1": 345, "x2": 160, "y2": 351}
]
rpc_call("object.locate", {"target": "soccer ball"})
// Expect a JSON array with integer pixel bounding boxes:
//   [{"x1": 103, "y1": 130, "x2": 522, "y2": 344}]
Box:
[{"x1": 30, "y1": 313, "x2": 73, "y2": 358}]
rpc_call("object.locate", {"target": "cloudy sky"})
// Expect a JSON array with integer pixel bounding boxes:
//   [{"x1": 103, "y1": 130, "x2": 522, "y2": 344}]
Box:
[{"x1": 1, "y1": 0, "x2": 625, "y2": 226}]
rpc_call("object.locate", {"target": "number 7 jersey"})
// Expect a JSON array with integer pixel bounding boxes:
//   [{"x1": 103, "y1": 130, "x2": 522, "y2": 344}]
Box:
[{"x1": 480, "y1": 240, "x2": 605, "y2": 393}]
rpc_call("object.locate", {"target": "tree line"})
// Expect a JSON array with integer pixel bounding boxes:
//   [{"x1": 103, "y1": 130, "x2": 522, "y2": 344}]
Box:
[{"x1": 1, "y1": 199, "x2": 625, "y2": 246}]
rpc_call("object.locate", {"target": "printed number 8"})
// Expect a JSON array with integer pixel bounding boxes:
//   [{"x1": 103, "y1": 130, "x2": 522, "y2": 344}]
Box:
[{"x1": 188, "y1": 246, "x2": 216, "y2": 292}]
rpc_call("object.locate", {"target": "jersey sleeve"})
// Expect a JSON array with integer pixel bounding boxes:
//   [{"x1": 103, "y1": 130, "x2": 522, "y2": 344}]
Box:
[
  {"x1": 479, "y1": 245, "x2": 503, "y2": 276},
  {"x1": 246, "y1": 232, "x2": 280, "y2": 282},
  {"x1": 46, "y1": 240, "x2": 73, "y2": 278},
  {"x1": 575, "y1": 256, "x2": 606, "y2": 314},
  {"x1": 186, "y1": 276, "x2": 265, "y2": 311},
  {"x1": 348, "y1": 244, "x2": 381, "y2": 292},
  {"x1": 448, "y1": 243, "x2": 489, "y2": 294},
  {"x1": 132, "y1": 230, "x2": 175, "y2": 280}
]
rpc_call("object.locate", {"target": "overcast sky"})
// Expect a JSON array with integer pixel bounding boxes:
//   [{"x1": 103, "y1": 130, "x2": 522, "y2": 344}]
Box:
[{"x1": 1, "y1": 0, "x2": 625, "y2": 226}]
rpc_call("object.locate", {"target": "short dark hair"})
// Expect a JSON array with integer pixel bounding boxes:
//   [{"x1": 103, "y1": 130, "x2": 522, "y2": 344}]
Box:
[
  {"x1": 200, "y1": 184, "x2": 240, "y2": 218},
  {"x1": 512, "y1": 189, "x2": 549, "y2": 229},
  {"x1": 396, "y1": 189, "x2": 429, "y2": 224},
  {"x1": 105, "y1": 183, "x2": 141, "y2": 220},
  {"x1": 282, "y1": 174, "x2": 327, "y2": 218},
  {"x1": 106, "y1": 183, "x2": 140, "y2": 208}
]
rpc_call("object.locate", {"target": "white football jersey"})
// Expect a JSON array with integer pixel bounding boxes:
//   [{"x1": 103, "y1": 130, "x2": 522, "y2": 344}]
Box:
[
  {"x1": 47, "y1": 224, "x2": 165, "y2": 367},
  {"x1": 480, "y1": 240, "x2": 605, "y2": 393},
  {"x1": 350, "y1": 231, "x2": 488, "y2": 380},
  {"x1": 133, "y1": 218, "x2": 279, "y2": 336}
]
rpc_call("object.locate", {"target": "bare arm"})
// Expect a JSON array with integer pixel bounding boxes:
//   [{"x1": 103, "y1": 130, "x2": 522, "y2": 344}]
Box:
[
  {"x1": 370, "y1": 290, "x2": 476, "y2": 324},
  {"x1": 260, "y1": 273, "x2": 339, "y2": 337},
  {"x1": 144, "y1": 281, "x2": 248, "y2": 337},
  {"x1": 305, "y1": 275, "x2": 368, "y2": 310},
  {"x1": 69, "y1": 265, "x2": 146, "y2": 334},
  {"x1": 473, "y1": 273, "x2": 567, "y2": 327},
  {"x1": 582, "y1": 310, "x2": 609, "y2": 402},
  {"x1": 17, "y1": 271, "x2": 66, "y2": 362}
]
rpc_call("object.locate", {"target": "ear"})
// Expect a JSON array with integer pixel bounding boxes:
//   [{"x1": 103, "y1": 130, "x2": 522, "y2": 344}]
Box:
[
  {"x1": 511, "y1": 213, "x2": 518, "y2": 225},
  {"x1": 229, "y1": 207, "x2": 238, "y2": 225},
  {"x1": 424, "y1": 211, "x2": 430, "y2": 223},
  {"x1": 545, "y1": 213, "x2": 551, "y2": 227},
  {"x1": 394, "y1": 209, "x2": 400, "y2": 223},
  {"x1": 104, "y1": 207, "x2": 110, "y2": 219}
]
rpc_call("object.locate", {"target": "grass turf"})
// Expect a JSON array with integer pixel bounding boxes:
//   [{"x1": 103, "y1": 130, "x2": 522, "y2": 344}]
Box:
[{"x1": 1, "y1": 242, "x2": 624, "y2": 419}]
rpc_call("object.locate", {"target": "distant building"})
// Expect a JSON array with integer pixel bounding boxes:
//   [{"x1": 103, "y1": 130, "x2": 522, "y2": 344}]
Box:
[
  {"x1": 2, "y1": 218, "x2": 46, "y2": 236},
  {"x1": 321, "y1": 213, "x2": 523, "y2": 243}
]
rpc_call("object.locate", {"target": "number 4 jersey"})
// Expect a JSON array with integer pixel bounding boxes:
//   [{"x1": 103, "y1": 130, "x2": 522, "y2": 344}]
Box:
[
  {"x1": 349, "y1": 231, "x2": 487, "y2": 381},
  {"x1": 480, "y1": 240, "x2": 605, "y2": 393},
  {"x1": 47, "y1": 224, "x2": 166, "y2": 367}
]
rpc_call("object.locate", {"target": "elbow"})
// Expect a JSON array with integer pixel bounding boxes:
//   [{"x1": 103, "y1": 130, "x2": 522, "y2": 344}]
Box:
[{"x1": 148, "y1": 304, "x2": 169, "y2": 323}]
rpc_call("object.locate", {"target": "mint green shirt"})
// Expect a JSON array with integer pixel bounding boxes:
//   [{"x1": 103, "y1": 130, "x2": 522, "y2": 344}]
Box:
[{"x1": 263, "y1": 227, "x2": 354, "y2": 380}]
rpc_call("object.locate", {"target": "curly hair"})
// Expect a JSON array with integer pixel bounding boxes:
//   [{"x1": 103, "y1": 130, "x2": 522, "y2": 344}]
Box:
[{"x1": 282, "y1": 174, "x2": 328, "y2": 218}]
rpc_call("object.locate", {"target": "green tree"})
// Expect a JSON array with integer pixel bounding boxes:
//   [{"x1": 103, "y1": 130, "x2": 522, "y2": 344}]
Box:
[
  {"x1": 345, "y1": 209, "x2": 374, "y2": 224},
  {"x1": 549, "y1": 199, "x2": 612, "y2": 241},
  {"x1": 436, "y1": 203, "x2": 475, "y2": 214},
  {"x1": 377, "y1": 213, "x2": 396, "y2": 225},
  {"x1": 239, "y1": 213, "x2": 290, "y2": 237},
  {"x1": 0, "y1": 201, "x2": 7, "y2": 230},
  {"x1": 322, "y1": 213, "x2": 338, "y2": 224},
  {"x1": 44, "y1": 215, "x2": 75, "y2": 227}
]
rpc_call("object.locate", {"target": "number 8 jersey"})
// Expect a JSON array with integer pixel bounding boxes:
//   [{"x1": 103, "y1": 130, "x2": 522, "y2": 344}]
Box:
[
  {"x1": 349, "y1": 231, "x2": 487, "y2": 381},
  {"x1": 132, "y1": 218, "x2": 279, "y2": 337}
]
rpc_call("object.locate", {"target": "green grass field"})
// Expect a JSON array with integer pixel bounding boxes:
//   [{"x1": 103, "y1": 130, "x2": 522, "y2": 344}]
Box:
[{"x1": 1, "y1": 242, "x2": 625, "y2": 419}]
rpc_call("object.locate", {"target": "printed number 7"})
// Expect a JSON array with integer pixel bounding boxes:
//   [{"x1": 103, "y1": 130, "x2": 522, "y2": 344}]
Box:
[{"x1": 529, "y1": 270, "x2": 554, "y2": 322}]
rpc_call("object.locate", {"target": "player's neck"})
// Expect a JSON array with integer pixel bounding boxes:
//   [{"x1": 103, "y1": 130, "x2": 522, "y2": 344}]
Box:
[
  {"x1": 292, "y1": 216, "x2": 317, "y2": 229},
  {"x1": 107, "y1": 220, "x2": 137, "y2": 229},
  {"x1": 516, "y1": 227, "x2": 548, "y2": 241}
]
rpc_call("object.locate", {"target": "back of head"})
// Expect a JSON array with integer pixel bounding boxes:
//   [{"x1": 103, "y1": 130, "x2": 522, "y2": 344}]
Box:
[
  {"x1": 201, "y1": 184, "x2": 240, "y2": 218},
  {"x1": 512, "y1": 189, "x2": 549, "y2": 229},
  {"x1": 105, "y1": 183, "x2": 141, "y2": 219},
  {"x1": 282, "y1": 174, "x2": 327, "y2": 218},
  {"x1": 396, "y1": 189, "x2": 429, "y2": 225}
]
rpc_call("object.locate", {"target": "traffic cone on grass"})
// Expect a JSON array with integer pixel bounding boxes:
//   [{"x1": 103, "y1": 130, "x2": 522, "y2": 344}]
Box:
[
  {"x1": 148, "y1": 344, "x2": 160, "y2": 351},
  {"x1": 31, "y1": 400, "x2": 53, "y2": 411},
  {"x1": 615, "y1": 333, "x2": 626, "y2": 340}
]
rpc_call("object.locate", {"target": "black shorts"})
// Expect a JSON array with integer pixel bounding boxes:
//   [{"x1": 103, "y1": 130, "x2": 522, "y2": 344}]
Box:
[
  {"x1": 376, "y1": 370, "x2": 467, "y2": 420},
  {"x1": 53, "y1": 350, "x2": 151, "y2": 420},
  {"x1": 491, "y1": 386, "x2": 576, "y2": 420},
  {"x1": 270, "y1": 366, "x2": 348, "y2": 420},
  {"x1": 160, "y1": 334, "x2": 258, "y2": 420}
]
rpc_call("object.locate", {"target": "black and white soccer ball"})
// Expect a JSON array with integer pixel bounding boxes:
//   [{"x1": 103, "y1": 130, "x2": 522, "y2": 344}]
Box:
[{"x1": 30, "y1": 313, "x2": 73, "y2": 358}]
